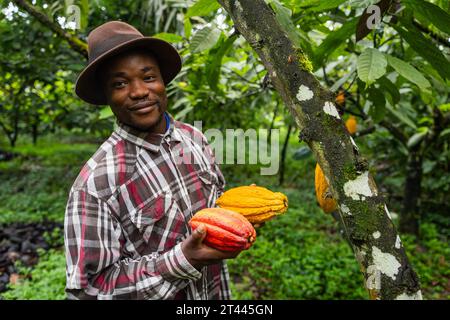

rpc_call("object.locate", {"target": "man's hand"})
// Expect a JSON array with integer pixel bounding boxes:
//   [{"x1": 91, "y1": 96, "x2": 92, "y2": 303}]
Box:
[{"x1": 181, "y1": 224, "x2": 242, "y2": 271}]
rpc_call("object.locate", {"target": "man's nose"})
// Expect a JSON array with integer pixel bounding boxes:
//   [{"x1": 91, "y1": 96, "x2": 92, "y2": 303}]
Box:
[{"x1": 129, "y1": 80, "x2": 149, "y2": 99}]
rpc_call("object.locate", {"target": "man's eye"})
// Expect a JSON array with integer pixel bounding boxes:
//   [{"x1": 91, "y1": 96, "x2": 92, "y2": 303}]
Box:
[
  {"x1": 113, "y1": 81, "x2": 126, "y2": 88},
  {"x1": 144, "y1": 75, "x2": 155, "y2": 81}
]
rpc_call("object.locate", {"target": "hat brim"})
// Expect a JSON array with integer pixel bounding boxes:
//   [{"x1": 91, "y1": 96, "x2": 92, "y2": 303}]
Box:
[{"x1": 75, "y1": 37, "x2": 182, "y2": 105}]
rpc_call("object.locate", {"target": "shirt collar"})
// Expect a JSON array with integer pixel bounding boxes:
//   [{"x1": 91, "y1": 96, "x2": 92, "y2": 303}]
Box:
[{"x1": 114, "y1": 112, "x2": 182, "y2": 153}]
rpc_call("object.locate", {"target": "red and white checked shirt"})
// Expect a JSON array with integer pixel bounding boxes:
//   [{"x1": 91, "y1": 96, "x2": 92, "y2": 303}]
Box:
[{"x1": 64, "y1": 113, "x2": 231, "y2": 300}]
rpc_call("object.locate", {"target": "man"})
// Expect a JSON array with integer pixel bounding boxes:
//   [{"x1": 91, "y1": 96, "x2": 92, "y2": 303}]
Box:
[{"x1": 64, "y1": 21, "x2": 239, "y2": 300}]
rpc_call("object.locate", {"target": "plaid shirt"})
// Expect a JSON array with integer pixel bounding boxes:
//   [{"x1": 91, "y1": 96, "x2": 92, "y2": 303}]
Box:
[{"x1": 64, "y1": 113, "x2": 231, "y2": 300}]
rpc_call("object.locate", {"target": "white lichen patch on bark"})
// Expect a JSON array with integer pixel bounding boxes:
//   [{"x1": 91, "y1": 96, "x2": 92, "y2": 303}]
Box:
[
  {"x1": 235, "y1": 0, "x2": 243, "y2": 12},
  {"x1": 271, "y1": 70, "x2": 277, "y2": 78},
  {"x1": 372, "y1": 231, "x2": 381, "y2": 239},
  {"x1": 340, "y1": 204, "x2": 351, "y2": 215},
  {"x1": 343, "y1": 171, "x2": 376, "y2": 201},
  {"x1": 366, "y1": 265, "x2": 381, "y2": 290},
  {"x1": 384, "y1": 204, "x2": 392, "y2": 220},
  {"x1": 395, "y1": 291, "x2": 423, "y2": 300},
  {"x1": 296, "y1": 85, "x2": 313, "y2": 101},
  {"x1": 323, "y1": 102, "x2": 340, "y2": 119},
  {"x1": 372, "y1": 246, "x2": 401, "y2": 280},
  {"x1": 395, "y1": 235, "x2": 402, "y2": 249}
]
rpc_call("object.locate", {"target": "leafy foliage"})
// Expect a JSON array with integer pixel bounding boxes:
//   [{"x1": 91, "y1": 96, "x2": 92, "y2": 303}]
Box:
[{"x1": 0, "y1": 248, "x2": 66, "y2": 300}]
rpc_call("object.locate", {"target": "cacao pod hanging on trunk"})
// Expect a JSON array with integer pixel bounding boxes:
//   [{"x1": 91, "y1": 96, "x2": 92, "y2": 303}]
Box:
[
  {"x1": 215, "y1": 185, "x2": 288, "y2": 224},
  {"x1": 314, "y1": 164, "x2": 337, "y2": 213},
  {"x1": 189, "y1": 208, "x2": 256, "y2": 252},
  {"x1": 315, "y1": 115, "x2": 358, "y2": 213}
]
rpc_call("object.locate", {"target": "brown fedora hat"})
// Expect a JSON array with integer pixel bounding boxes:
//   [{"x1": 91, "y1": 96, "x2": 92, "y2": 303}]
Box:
[{"x1": 75, "y1": 21, "x2": 182, "y2": 105}]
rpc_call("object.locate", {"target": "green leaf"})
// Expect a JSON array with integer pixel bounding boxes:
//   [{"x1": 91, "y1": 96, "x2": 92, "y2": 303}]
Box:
[
  {"x1": 314, "y1": 18, "x2": 358, "y2": 70},
  {"x1": 439, "y1": 128, "x2": 450, "y2": 138},
  {"x1": 299, "y1": 0, "x2": 348, "y2": 12},
  {"x1": 438, "y1": 103, "x2": 450, "y2": 113},
  {"x1": 386, "y1": 104, "x2": 417, "y2": 129},
  {"x1": 377, "y1": 76, "x2": 400, "y2": 105},
  {"x1": 98, "y1": 107, "x2": 113, "y2": 120},
  {"x1": 175, "y1": 105, "x2": 194, "y2": 120},
  {"x1": 394, "y1": 23, "x2": 450, "y2": 81},
  {"x1": 367, "y1": 87, "x2": 386, "y2": 123},
  {"x1": 185, "y1": 0, "x2": 220, "y2": 19},
  {"x1": 152, "y1": 32, "x2": 184, "y2": 43},
  {"x1": 385, "y1": 54, "x2": 431, "y2": 91},
  {"x1": 184, "y1": 16, "x2": 192, "y2": 39},
  {"x1": 190, "y1": 26, "x2": 222, "y2": 53},
  {"x1": 357, "y1": 48, "x2": 387, "y2": 85},
  {"x1": 206, "y1": 34, "x2": 238, "y2": 91},
  {"x1": 407, "y1": 130, "x2": 428, "y2": 149},
  {"x1": 403, "y1": 0, "x2": 450, "y2": 35}
]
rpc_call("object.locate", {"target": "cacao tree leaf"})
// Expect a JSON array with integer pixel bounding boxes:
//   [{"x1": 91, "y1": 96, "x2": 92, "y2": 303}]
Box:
[
  {"x1": 175, "y1": 105, "x2": 194, "y2": 120},
  {"x1": 185, "y1": 0, "x2": 220, "y2": 19},
  {"x1": 386, "y1": 104, "x2": 417, "y2": 129},
  {"x1": 99, "y1": 107, "x2": 113, "y2": 120},
  {"x1": 377, "y1": 76, "x2": 400, "y2": 105},
  {"x1": 407, "y1": 130, "x2": 428, "y2": 149},
  {"x1": 190, "y1": 25, "x2": 222, "y2": 53},
  {"x1": 403, "y1": 0, "x2": 450, "y2": 35},
  {"x1": 367, "y1": 87, "x2": 386, "y2": 123},
  {"x1": 357, "y1": 48, "x2": 387, "y2": 85},
  {"x1": 385, "y1": 54, "x2": 431, "y2": 91},
  {"x1": 184, "y1": 16, "x2": 192, "y2": 39},
  {"x1": 298, "y1": 0, "x2": 348, "y2": 12},
  {"x1": 439, "y1": 128, "x2": 450, "y2": 138},
  {"x1": 206, "y1": 33, "x2": 238, "y2": 92},
  {"x1": 394, "y1": 22, "x2": 450, "y2": 81},
  {"x1": 438, "y1": 103, "x2": 450, "y2": 113},
  {"x1": 314, "y1": 18, "x2": 358, "y2": 70},
  {"x1": 152, "y1": 32, "x2": 184, "y2": 43}
]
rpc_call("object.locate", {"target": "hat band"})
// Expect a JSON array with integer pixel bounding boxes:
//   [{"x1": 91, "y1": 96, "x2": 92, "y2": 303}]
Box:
[{"x1": 88, "y1": 33, "x2": 143, "y2": 63}]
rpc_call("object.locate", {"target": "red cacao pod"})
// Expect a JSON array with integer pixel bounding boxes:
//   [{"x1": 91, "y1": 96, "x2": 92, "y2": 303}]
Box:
[{"x1": 189, "y1": 208, "x2": 256, "y2": 252}]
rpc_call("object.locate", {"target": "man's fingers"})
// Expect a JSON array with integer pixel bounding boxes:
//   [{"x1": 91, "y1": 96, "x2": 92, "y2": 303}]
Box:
[{"x1": 191, "y1": 224, "x2": 207, "y2": 245}]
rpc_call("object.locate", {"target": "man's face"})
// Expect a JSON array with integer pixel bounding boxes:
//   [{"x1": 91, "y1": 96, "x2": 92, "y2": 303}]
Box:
[{"x1": 100, "y1": 49, "x2": 168, "y2": 132}]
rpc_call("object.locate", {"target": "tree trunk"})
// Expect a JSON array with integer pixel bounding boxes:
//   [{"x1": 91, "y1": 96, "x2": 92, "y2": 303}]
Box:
[
  {"x1": 400, "y1": 150, "x2": 422, "y2": 236},
  {"x1": 278, "y1": 123, "x2": 292, "y2": 186},
  {"x1": 218, "y1": 0, "x2": 421, "y2": 300},
  {"x1": 31, "y1": 113, "x2": 39, "y2": 145},
  {"x1": 267, "y1": 99, "x2": 279, "y2": 143}
]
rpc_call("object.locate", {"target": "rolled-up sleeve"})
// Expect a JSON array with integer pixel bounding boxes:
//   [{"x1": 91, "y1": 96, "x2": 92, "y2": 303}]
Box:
[{"x1": 64, "y1": 189, "x2": 201, "y2": 300}]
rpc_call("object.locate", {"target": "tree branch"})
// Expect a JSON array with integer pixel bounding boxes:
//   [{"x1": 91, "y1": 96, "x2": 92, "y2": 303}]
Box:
[
  {"x1": 412, "y1": 20, "x2": 450, "y2": 48},
  {"x1": 12, "y1": 0, "x2": 88, "y2": 58}
]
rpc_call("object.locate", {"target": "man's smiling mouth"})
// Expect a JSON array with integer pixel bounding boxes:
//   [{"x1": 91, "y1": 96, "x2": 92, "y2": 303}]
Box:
[{"x1": 129, "y1": 101, "x2": 158, "y2": 114}]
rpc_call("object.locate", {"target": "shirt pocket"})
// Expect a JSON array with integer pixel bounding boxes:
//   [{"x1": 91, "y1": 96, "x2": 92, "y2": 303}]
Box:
[
  {"x1": 132, "y1": 192, "x2": 187, "y2": 252},
  {"x1": 189, "y1": 169, "x2": 220, "y2": 210}
]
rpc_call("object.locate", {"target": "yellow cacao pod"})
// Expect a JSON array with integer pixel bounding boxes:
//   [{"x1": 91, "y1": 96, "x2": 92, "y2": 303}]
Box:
[
  {"x1": 314, "y1": 164, "x2": 337, "y2": 213},
  {"x1": 345, "y1": 116, "x2": 357, "y2": 135},
  {"x1": 215, "y1": 185, "x2": 288, "y2": 224}
]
